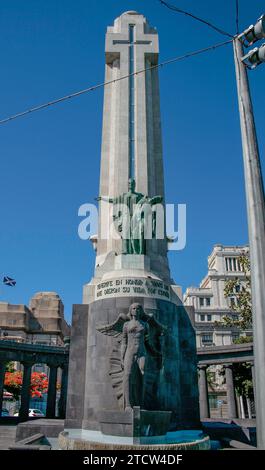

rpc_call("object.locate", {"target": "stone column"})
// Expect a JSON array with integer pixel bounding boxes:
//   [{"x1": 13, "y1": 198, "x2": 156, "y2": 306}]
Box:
[
  {"x1": 19, "y1": 362, "x2": 33, "y2": 422},
  {"x1": 250, "y1": 361, "x2": 256, "y2": 416},
  {"x1": 58, "y1": 363, "x2": 69, "y2": 419},
  {"x1": 251, "y1": 362, "x2": 255, "y2": 388},
  {"x1": 251, "y1": 362, "x2": 256, "y2": 397},
  {"x1": 198, "y1": 365, "x2": 210, "y2": 419},
  {"x1": 224, "y1": 363, "x2": 237, "y2": 419},
  {"x1": 46, "y1": 365, "x2": 58, "y2": 418},
  {"x1": 0, "y1": 362, "x2": 6, "y2": 417}
]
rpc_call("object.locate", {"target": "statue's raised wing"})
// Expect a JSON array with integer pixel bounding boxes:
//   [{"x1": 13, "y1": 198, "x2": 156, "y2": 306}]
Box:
[
  {"x1": 96, "y1": 313, "x2": 129, "y2": 338},
  {"x1": 96, "y1": 313, "x2": 129, "y2": 408},
  {"x1": 143, "y1": 313, "x2": 167, "y2": 335}
]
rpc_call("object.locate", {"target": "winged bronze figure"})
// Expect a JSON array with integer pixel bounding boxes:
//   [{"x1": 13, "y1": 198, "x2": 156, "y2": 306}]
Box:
[{"x1": 96, "y1": 302, "x2": 167, "y2": 410}]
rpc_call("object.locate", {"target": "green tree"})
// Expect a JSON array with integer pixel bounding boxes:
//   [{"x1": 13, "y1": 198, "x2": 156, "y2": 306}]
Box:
[
  {"x1": 221, "y1": 253, "x2": 253, "y2": 399},
  {"x1": 218, "y1": 362, "x2": 253, "y2": 398},
  {"x1": 206, "y1": 370, "x2": 218, "y2": 392},
  {"x1": 232, "y1": 362, "x2": 253, "y2": 397},
  {"x1": 223, "y1": 254, "x2": 252, "y2": 332},
  {"x1": 6, "y1": 362, "x2": 15, "y2": 373}
]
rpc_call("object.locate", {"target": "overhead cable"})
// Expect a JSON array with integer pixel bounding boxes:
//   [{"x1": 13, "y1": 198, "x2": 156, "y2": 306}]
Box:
[{"x1": 0, "y1": 39, "x2": 232, "y2": 126}]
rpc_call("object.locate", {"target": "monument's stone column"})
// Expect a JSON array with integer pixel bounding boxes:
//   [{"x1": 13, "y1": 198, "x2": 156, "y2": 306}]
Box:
[{"x1": 84, "y1": 10, "x2": 170, "y2": 289}]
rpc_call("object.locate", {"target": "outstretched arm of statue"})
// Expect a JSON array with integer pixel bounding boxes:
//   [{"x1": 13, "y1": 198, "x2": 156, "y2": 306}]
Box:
[
  {"x1": 149, "y1": 195, "x2": 163, "y2": 205},
  {"x1": 120, "y1": 324, "x2": 128, "y2": 370},
  {"x1": 95, "y1": 196, "x2": 114, "y2": 203}
]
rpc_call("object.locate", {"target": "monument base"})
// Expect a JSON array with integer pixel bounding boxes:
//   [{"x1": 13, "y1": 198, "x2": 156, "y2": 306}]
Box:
[
  {"x1": 65, "y1": 298, "x2": 200, "y2": 431},
  {"x1": 58, "y1": 429, "x2": 211, "y2": 450},
  {"x1": 98, "y1": 407, "x2": 172, "y2": 440}
]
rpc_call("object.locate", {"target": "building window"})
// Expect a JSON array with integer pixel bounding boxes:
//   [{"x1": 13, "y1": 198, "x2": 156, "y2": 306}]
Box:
[
  {"x1": 199, "y1": 297, "x2": 204, "y2": 307},
  {"x1": 200, "y1": 314, "x2": 205, "y2": 321},
  {"x1": 238, "y1": 260, "x2": 243, "y2": 272},
  {"x1": 235, "y1": 284, "x2": 241, "y2": 293},
  {"x1": 225, "y1": 257, "x2": 241, "y2": 272},
  {"x1": 201, "y1": 334, "x2": 213, "y2": 346},
  {"x1": 206, "y1": 297, "x2": 211, "y2": 306},
  {"x1": 207, "y1": 314, "x2": 212, "y2": 321},
  {"x1": 230, "y1": 297, "x2": 237, "y2": 308}
]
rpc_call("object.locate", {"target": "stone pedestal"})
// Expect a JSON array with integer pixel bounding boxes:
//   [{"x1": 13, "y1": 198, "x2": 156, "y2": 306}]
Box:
[
  {"x1": 59, "y1": 430, "x2": 211, "y2": 450},
  {"x1": 65, "y1": 294, "x2": 200, "y2": 432},
  {"x1": 98, "y1": 407, "x2": 172, "y2": 442}
]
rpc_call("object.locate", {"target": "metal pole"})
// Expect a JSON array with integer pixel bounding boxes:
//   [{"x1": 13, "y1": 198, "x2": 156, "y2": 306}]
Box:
[{"x1": 233, "y1": 36, "x2": 265, "y2": 449}]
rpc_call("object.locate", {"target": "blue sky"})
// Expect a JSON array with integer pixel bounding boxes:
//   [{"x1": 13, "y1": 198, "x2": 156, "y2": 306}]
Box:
[{"x1": 0, "y1": 0, "x2": 264, "y2": 323}]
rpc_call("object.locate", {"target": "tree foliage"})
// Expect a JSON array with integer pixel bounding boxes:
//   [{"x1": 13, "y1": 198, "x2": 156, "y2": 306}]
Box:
[
  {"x1": 233, "y1": 335, "x2": 253, "y2": 344},
  {"x1": 232, "y1": 362, "x2": 253, "y2": 397},
  {"x1": 206, "y1": 370, "x2": 218, "y2": 392},
  {"x1": 4, "y1": 371, "x2": 48, "y2": 400},
  {"x1": 218, "y1": 253, "x2": 254, "y2": 397},
  {"x1": 6, "y1": 362, "x2": 16, "y2": 373},
  {"x1": 223, "y1": 254, "x2": 252, "y2": 331},
  {"x1": 219, "y1": 362, "x2": 253, "y2": 397}
]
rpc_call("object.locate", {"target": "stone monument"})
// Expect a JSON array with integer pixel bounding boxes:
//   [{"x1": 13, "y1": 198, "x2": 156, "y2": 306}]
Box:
[{"x1": 62, "y1": 11, "x2": 206, "y2": 450}]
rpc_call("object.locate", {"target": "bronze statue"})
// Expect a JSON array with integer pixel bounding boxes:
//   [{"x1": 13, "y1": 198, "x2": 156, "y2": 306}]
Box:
[
  {"x1": 96, "y1": 303, "x2": 166, "y2": 410},
  {"x1": 121, "y1": 303, "x2": 148, "y2": 410},
  {"x1": 130, "y1": 194, "x2": 163, "y2": 255},
  {"x1": 96, "y1": 179, "x2": 162, "y2": 255}
]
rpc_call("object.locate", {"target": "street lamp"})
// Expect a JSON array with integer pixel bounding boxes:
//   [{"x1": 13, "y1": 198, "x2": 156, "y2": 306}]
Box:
[
  {"x1": 233, "y1": 14, "x2": 265, "y2": 449},
  {"x1": 241, "y1": 44, "x2": 265, "y2": 69},
  {"x1": 239, "y1": 14, "x2": 265, "y2": 46}
]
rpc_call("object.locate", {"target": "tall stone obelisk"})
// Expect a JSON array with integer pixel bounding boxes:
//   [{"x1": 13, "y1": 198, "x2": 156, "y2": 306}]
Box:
[
  {"x1": 65, "y1": 11, "x2": 200, "y2": 443},
  {"x1": 95, "y1": 10, "x2": 168, "y2": 278},
  {"x1": 83, "y1": 10, "x2": 170, "y2": 292}
]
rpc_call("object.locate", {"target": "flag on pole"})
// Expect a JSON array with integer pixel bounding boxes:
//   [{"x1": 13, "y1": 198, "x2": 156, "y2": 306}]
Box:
[{"x1": 3, "y1": 276, "x2": 16, "y2": 287}]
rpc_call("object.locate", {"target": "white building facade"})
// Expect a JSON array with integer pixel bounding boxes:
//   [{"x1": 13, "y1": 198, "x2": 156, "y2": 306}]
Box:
[{"x1": 183, "y1": 244, "x2": 252, "y2": 349}]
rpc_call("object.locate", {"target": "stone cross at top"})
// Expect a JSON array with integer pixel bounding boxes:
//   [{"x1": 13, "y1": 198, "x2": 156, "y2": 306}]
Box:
[{"x1": 105, "y1": 11, "x2": 159, "y2": 65}]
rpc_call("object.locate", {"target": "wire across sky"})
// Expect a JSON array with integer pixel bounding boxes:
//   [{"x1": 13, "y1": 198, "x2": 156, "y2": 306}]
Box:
[{"x1": 0, "y1": 39, "x2": 232, "y2": 126}]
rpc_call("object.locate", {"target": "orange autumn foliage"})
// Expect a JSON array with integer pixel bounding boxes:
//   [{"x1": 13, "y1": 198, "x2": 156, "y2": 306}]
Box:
[{"x1": 4, "y1": 371, "x2": 49, "y2": 399}]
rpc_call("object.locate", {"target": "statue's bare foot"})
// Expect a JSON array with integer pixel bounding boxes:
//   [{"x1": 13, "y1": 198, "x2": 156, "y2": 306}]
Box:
[{"x1": 125, "y1": 406, "x2": 132, "y2": 412}]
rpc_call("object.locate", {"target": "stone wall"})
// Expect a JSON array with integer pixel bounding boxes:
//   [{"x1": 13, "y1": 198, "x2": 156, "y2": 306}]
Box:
[{"x1": 65, "y1": 296, "x2": 200, "y2": 431}]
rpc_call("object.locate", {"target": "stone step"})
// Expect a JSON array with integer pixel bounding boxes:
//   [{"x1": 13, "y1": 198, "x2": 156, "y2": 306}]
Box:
[
  {"x1": 0, "y1": 428, "x2": 17, "y2": 436},
  {"x1": 0, "y1": 426, "x2": 17, "y2": 449}
]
